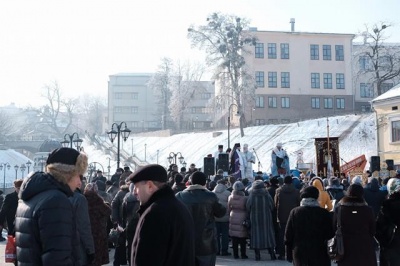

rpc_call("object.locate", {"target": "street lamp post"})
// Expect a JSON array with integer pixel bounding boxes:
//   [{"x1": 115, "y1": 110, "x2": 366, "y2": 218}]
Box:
[
  {"x1": 107, "y1": 122, "x2": 131, "y2": 169},
  {"x1": 227, "y1": 103, "x2": 239, "y2": 149},
  {"x1": 144, "y1": 144, "x2": 147, "y2": 161},
  {"x1": 167, "y1": 152, "x2": 185, "y2": 166},
  {"x1": 61, "y1": 132, "x2": 83, "y2": 150},
  {"x1": 26, "y1": 160, "x2": 32, "y2": 173},
  {"x1": 20, "y1": 164, "x2": 26, "y2": 178},
  {"x1": 0, "y1": 163, "x2": 10, "y2": 192},
  {"x1": 107, "y1": 157, "x2": 111, "y2": 178},
  {"x1": 14, "y1": 165, "x2": 19, "y2": 180},
  {"x1": 156, "y1": 150, "x2": 159, "y2": 164}
]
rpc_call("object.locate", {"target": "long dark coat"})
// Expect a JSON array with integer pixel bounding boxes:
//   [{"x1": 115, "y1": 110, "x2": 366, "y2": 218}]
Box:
[
  {"x1": 285, "y1": 199, "x2": 334, "y2": 266},
  {"x1": 0, "y1": 191, "x2": 18, "y2": 234},
  {"x1": 246, "y1": 185, "x2": 275, "y2": 249},
  {"x1": 132, "y1": 185, "x2": 195, "y2": 266},
  {"x1": 335, "y1": 196, "x2": 377, "y2": 266},
  {"x1": 84, "y1": 190, "x2": 112, "y2": 266}
]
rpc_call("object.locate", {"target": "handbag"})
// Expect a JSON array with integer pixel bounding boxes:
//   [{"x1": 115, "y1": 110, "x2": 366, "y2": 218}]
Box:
[
  {"x1": 5, "y1": 235, "x2": 16, "y2": 263},
  {"x1": 242, "y1": 218, "x2": 251, "y2": 229},
  {"x1": 108, "y1": 228, "x2": 121, "y2": 247},
  {"x1": 327, "y1": 206, "x2": 344, "y2": 261}
]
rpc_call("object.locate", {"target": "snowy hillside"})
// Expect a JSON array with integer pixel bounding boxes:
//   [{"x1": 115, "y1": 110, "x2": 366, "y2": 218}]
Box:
[{"x1": 83, "y1": 113, "x2": 377, "y2": 175}]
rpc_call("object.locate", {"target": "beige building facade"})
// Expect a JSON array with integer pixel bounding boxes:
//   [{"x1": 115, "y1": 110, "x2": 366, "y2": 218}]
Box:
[{"x1": 243, "y1": 30, "x2": 355, "y2": 125}]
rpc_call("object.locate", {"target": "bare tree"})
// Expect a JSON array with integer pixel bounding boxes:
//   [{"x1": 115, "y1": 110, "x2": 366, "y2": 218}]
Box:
[
  {"x1": 187, "y1": 12, "x2": 256, "y2": 137},
  {"x1": 77, "y1": 95, "x2": 107, "y2": 135},
  {"x1": 358, "y1": 23, "x2": 400, "y2": 96},
  {"x1": 0, "y1": 111, "x2": 15, "y2": 142}
]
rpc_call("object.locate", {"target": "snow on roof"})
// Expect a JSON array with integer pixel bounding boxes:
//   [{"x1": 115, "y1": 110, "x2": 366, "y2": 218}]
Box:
[{"x1": 371, "y1": 83, "x2": 400, "y2": 103}]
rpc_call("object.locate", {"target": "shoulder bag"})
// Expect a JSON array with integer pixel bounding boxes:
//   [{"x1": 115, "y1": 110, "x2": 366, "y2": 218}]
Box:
[{"x1": 327, "y1": 206, "x2": 344, "y2": 261}]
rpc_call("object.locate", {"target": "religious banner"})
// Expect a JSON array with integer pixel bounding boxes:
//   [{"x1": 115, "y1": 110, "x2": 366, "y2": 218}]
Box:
[{"x1": 314, "y1": 137, "x2": 340, "y2": 177}]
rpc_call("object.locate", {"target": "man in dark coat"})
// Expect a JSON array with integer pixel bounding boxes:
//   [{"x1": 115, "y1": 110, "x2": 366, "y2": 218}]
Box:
[
  {"x1": 176, "y1": 171, "x2": 226, "y2": 266},
  {"x1": 274, "y1": 176, "x2": 300, "y2": 260},
  {"x1": 0, "y1": 179, "x2": 23, "y2": 236},
  {"x1": 130, "y1": 164, "x2": 195, "y2": 266},
  {"x1": 15, "y1": 147, "x2": 88, "y2": 265},
  {"x1": 363, "y1": 177, "x2": 386, "y2": 218},
  {"x1": 285, "y1": 186, "x2": 334, "y2": 265}
]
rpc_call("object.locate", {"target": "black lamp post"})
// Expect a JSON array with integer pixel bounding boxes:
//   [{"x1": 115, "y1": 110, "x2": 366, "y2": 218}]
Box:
[
  {"x1": 20, "y1": 164, "x2": 26, "y2": 178},
  {"x1": 61, "y1": 132, "x2": 83, "y2": 150},
  {"x1": 227, "y1": 103, "x2": 239, "y2": 149},
  {"x1": 167, "y1": 152, "x2": 185, "y2": 165},
  {"x1": 107, "y1": 122, "x2": 131, "y2": 169},
  {"x1": 0, "y1": 163, "x2": 10, "y2": 192},
  {"x1": 26, "y1": 160, "x2": 32, "y2": 173},
  {"x1": 107, "y1": 157, "x2": 111, "y2": 178},
  {"x1": 14, "y1": 165, "x2": 19, "y2": 180}
]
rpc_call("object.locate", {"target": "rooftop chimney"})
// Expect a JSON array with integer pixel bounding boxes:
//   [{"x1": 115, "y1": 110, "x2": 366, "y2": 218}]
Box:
[{"x1": 290, "y1": 18, "x2": 295, "y2": 32}]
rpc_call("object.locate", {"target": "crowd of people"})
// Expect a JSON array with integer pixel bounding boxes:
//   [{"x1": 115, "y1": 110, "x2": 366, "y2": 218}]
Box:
[{"x1": 0, "y1": 145, "x2": 398, "y2": 266}]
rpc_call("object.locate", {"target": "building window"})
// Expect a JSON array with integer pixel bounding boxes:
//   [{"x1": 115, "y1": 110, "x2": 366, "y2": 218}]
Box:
[
  {"x1": 255, "y1": 71, "x2": 265, "y2": 87},
  {"x1": 281, "y1": 43, "x2": 289, "y2": 59},
  {"x1": 131, "y1": 121, "x2": 139, "y2": 128},
  {"x1": 324, "y1": 98, "x2": 333, "y2": 109},
  {"x1": 359, "y1": 55, "x2": 370, "y2": 70},
  {"x1": 281, "y1": 119, "x2": 290, "y2": 123},
  {"x1": 268, "y1": 119, "x2": 279, "y2": 124},
  {"x1": 360, "y1": 83, "x2": 374, "y2": 98},
  {"x1": 131, "y1": 107, "x2": 138, "y2": 113},
  {"x1": 268, "y1": 97, "x2": 277, "y2": 108},
  {"x1": 310, "y1": 44, "x2": 319, "y2": 60},
  {"x1": 115, "y1": 93, "x2": 123, "y2": 99},
  {"x1": 335, "y1": 45, "x2": 344, "y2": 61},
  {"x1": 323, "y1": 45, "x2": 331, "y2": 60},
  {"x1": 392, "y1": 121, "x2": 400, "y2": 142},
  {"x1": 361, "y1": 105, "x2": 371, "y2": 112},
  {"x1": 268, "y1": 72, "x2": 277, "y2": 88},
  {"x1": 311, "y1": 97, "x2": 320, "y2": 109},
  {"x1": 281, "y1": 97, "x2": 290, "y2": 108},
  {"x1": 336, "y1": 98, "x2": 345, "y2": 109},
  {"x1": 268, "y1": 43, "x2": 277, "y2": 59},
  {"x1": 311, "y1": 73, "x2": 320, "y2": 88},
  {"x1": 201, "y1": 93, "x2": 211, "y2": 99},
  {"x1": 255, "y1": 96, "x2": 264, "y2": 108},
  {"x1": 255, "y1": 119, "x2": 265, "y2": 125},
  {"x1": 381, "y1": 83, "x2": 393, "y2": 94},
  {"x1": 323, "y1": 73, "x2": 333, "y2": 89},
  {"x1": 336, "y1": 73, "x2": 345, "y2": 89},
  {"x1": 281, "y1": 72, "x2": 290, "y2": 88},
  {"x1": 255, "y1": 43, "x2": 264, "y2": 58}
]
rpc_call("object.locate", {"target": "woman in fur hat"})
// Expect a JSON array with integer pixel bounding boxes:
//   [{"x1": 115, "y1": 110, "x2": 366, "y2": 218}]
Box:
[
  {"x1": 15, "y1": 147, "x2": 88, "y2": 265},
  {"x1": 334, "y1": 184, "x2": 377, "y2": 266}
]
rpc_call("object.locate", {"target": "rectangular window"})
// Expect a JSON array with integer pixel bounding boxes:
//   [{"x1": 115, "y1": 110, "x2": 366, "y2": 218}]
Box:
[
  {"x1": 201, "y1": 93, "x2": 211, "y2": 99},
  {"x1": 361, "y1": 105, "x2": 371, "y2": 112},
  {"x1": 255, "y1": 71, "x2": 265, "y2": 87},
  {"x1": 381, "y1": 83, "x2": 393, "y2": 94},
  {"x1": 131, "y1": 121, "x2": 139, "y2": 128},
  {"x1": 310, "y1": 44, "x2": 319, "y2": 60},
  {"x1": 311, "y1": 97, "x2": 320, "y2": 109},
  {"x1": 132, "y1": 92, "x2": 138, "y2": 99},
  {"x1": 336, "y1": 73, "x2": 345, "y2": 89},
  {"x1": 115, "y1": 92, "x2": 123, "y2": 99},
  {"x1": 335, "y1": 45, "x2": 344, "y2": 61},
  {"x1": 268, "y1": 119, "x2": 279, "y2": 124},
  {"x1": 268, "y1": 43, "x2": 277, "y2": 59},
  {"x1": 311, "y1": 73, "x2": 320, "y2": 88},
  {"x1": 268, "y1": 72, "x2": 277, "y2": 88},
  {"x1": 324, "y1": 98, "x2": 333, "y2": 109},
  {"x1": 323, "y1": 45, "x2": 331, "y2": 60},
  {"x1": 323, "y1": 73, "x2": 332, "y2": 89},
  {"x1": 255, "y1": 119, "x2": 265, "y2": 125},
  {"x1": 255, "y1": 43, "x2": 264, "y2": 58},
  {"x1": 281, "y1": 97, "x2": 290, "y2": 108},
  {"x1": 336, "y1": 98, "x2": 345, "y2": 109},
  {"x1": 255, "y1": 96, "x2": 264, "y2": 108},
  {"x1": 281, "y1": 72, "x2": 290, "y2": 88},
  {"x1": 268, "y1": 97, "x2": 277, "y2": 108},
  {"x1": 281, "y1": 119, "x2": 290, "y2": 123},
  {"x1": 360, "y1": 83, "x2": 374, "y2": 98},
  {"x1": 281, "y1": 43, "x2": 289, "y2": 59},
  {"x1": 392, "y1": 121, "x2": 400, "y2": 142},
  {"x1": 359, "y1": 55, "x2": 370, "y2": 70},
  {"x1": 131, "y1": 107, "x2": 138, "y2": 113}
]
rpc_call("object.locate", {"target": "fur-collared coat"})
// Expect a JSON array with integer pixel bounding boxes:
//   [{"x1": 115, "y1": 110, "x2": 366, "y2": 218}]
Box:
[
  {"x1": 335, "y1": 196, "x2": 377, "y2": 266},
  {"x1": 84, "y1": 190, "x2": 112, "y2": 266}
]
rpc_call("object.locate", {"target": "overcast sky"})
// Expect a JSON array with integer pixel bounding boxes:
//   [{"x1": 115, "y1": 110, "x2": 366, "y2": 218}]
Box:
[{"x1": 1, "y1": 0, "x2": 399, "y2": 107}]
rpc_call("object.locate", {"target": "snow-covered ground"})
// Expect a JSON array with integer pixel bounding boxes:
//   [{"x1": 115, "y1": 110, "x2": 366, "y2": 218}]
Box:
[{"x1": 83, "y1": 113, "x2": 377, "y2": 175}]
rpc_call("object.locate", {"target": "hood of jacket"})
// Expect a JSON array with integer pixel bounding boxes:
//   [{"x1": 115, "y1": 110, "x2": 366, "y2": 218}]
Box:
[
  {"x1": 19, "y1": 172, "x2": 73, "y2": 201},
  {"x1": 311, "y1": 177, "x2": 324, "y2": 191},
  {"x1": 213, "y1": 183, "x2": 228, "y2": 194}
]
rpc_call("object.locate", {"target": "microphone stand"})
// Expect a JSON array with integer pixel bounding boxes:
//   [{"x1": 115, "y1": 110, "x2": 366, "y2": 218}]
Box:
[{"x1": 253, "y1": 148, "x2": 263, "y2": 172}]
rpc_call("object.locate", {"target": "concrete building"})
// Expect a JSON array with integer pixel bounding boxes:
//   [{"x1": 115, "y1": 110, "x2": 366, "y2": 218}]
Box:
[
  {"x1": 243, "y1": 28, "x2": 355, "y2": 125},
  {"x1": 371, "y1": 84, "x2": 400, "y2": 169}
]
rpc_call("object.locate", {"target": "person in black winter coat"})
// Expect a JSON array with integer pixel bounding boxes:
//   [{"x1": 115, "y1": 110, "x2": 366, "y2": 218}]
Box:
[
  {"x1": 176, "y1": 171, "x2": 226, "y2": 266},
  {"x1": 122, "y1": 183, "x2": 140, "y2": 264},
  {"x1": 171, "y1": 174, "x2": 186, "y2": 194},
  {"x1": 130, "y1": 164, "x2": 195, "y2": 266},
  {"x1": 326, "y1": 177, "x2": 345, "y2": 209},
  {"x1": 364, "y1": 177, "x2": 387, "y2": 218},
  {"x1": 376, "y1": 178, "x2": 400, "y2": 266},
  {"x1": 285, "y1": 186, "x2": 334, "y2": 266},
  {"x1": 0, "y1": 179, "x2": 23, "y2": 236},
  {"x1": 15, "y1": 147, "x2": 88, "y2": 265}
]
